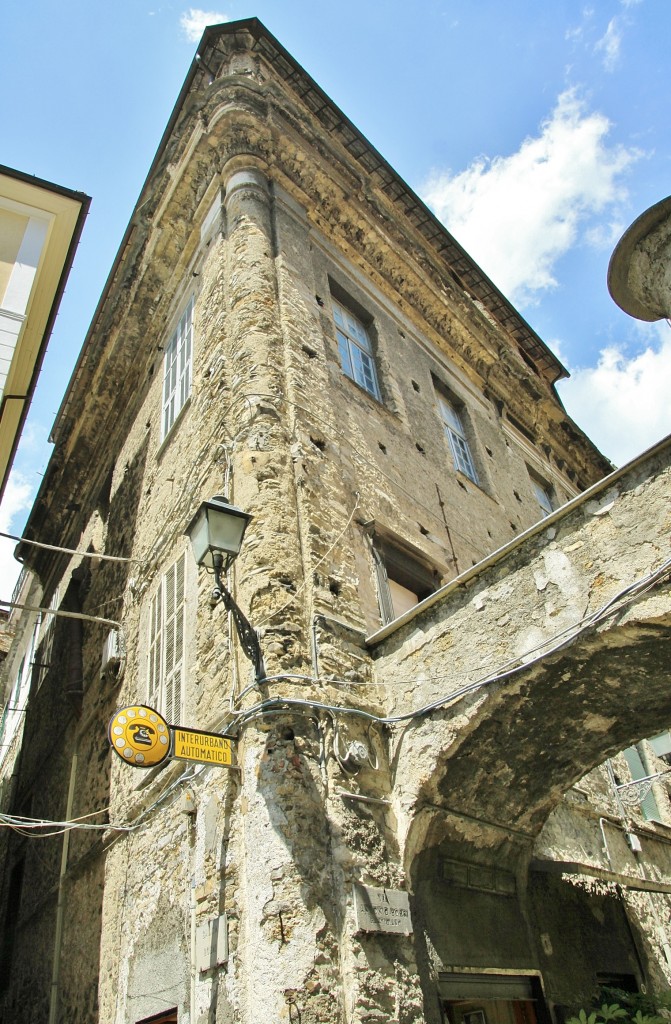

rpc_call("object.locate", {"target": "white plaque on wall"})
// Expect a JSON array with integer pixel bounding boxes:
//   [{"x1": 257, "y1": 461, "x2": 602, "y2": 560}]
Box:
[
  {"x1": 196, "y1": 913, "x2": 228, "y2": 972},
  {"x1": 353, "y1": 884, "x2": 413, "y2": 935}
]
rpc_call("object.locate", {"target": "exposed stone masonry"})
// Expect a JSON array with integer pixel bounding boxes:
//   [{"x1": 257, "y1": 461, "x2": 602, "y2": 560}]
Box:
[{"x1": 2, "y1": 19, "x2": 669, "y2": 1024}]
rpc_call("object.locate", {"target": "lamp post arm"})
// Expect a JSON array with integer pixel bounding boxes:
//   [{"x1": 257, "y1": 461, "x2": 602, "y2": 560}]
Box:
[{"x1": 212, "y1": 555, "x2": 264, "y2": 680}]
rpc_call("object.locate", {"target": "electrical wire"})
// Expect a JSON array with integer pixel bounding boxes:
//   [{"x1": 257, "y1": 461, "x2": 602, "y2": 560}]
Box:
[
  {"x1": 254, "y1": 492, "x2": 361, "y2": 629},
  {"x1": 0, "y1": 812, "x2": 137, "y2": 838},
  {"x1": 0, "y1": 599, "x2": 120, "y2": 628},
  {"x1": 5, "y1": 552, "x2": 667, "y2": 839},
  {"x1": 0, "y1": 765, "x2": 205, "y2": 840},
  {"x1": 0, "y1": 530, "x2": 141, "y2": 563},
  {"x1": 220, "y1": 552, "x2": 671, "y2": 732}
]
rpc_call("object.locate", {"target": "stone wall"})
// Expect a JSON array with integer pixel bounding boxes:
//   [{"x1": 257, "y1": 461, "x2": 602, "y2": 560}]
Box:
[{"x1": 3, "y1": 18, "x2": 666, "y2": 1024}]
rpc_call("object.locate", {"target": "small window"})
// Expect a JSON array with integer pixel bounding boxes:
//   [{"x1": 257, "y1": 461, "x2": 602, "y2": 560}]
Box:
[
  {"x1": 373, "y1": 539, "x2": 437, "y2": 624},
  {"x1": 529, "y1": 474, "x2": 554, "y2": 517},
  {"x1": 35, "y1": 588, "x2": 60, "y2": 690},
  {"x1": 332, "y1": 298, "x2": 380, "y2": 400},
  {"x1": 162, "y1": 297, "x2": 194, "y2": 439},
  {"x1": 622, "y1": 747, "x2": 662, "y2": 822},
  {"x1": 437, "y1": 393, "x2": 478, "y2": 483},
  {"x1": 148, "y1": 553, "x2": 187, "y2": 723}
]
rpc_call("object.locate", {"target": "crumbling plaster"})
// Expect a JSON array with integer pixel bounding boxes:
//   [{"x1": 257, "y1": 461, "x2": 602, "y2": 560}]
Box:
[{"x1": 372, "y1": 439, "x2": 671, "y2": 860}]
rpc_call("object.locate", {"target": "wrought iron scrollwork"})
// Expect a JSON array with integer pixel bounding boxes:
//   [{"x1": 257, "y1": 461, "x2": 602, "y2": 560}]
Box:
[{"x1": 212, "y1": 554, "x2": 264, "y2": 680}]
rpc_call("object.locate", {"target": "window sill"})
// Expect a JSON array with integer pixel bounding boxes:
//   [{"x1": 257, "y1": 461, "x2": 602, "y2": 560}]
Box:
[
  {"x1": 339, "y1": 370, "x2": 404, "y2": 425},
  {"x1": 340, "y1": 370, "x2": 384, "y2": 406},
  {"x1": 454, "y1": 469, "x2": 492, "y2": 501}
]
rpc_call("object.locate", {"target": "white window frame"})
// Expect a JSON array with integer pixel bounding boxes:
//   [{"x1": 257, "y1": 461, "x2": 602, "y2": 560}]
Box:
[
  {"x1": 437, "y1": 393, "x2": 478, "y2": 483},
  {"x1": 147, "y1": 552, "x2": 187, "y2": 723},
  {"x1": 623, "y1": 747, "x2": 662, "y2": 822},
  {"x1": 161, "y1": 297, "x2": 194, "y2": 439},
  {"x1": 530, "y1": 476, "x2": 554, "y2": 517},
  {"x1": 332, "y1": 298, "x2": 381, "y2": 400}
]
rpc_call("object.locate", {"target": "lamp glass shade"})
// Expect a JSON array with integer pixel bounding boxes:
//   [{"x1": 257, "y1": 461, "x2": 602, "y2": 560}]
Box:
[{"x1": 185, "y1": 495, "x2": 252, "y2": 570}]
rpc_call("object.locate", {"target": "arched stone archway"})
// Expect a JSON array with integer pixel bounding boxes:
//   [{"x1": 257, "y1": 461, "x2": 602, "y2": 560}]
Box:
[
  {"x1": 397, "y1": 615, "x2": 671, "y2": 849},
  {"x1": 370, "y1": 439, "x2": 671, "y2": 856},
  {"x1": 369, "y1": 440, "x2": 671, "y2": 1020}
]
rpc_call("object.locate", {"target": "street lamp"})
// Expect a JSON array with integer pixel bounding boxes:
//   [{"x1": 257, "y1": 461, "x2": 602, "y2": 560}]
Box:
[{"x1": 185, "y1": 495, "x2": 264, "y2": 679}]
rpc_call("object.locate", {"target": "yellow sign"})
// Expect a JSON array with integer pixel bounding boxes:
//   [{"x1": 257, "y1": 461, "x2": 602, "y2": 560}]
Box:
[
  {"x1": 108, "y1": 705, "x2": 171, "y2": 768},
  {"x1": 173, "y1": 728, "x2": 233, "y2": 766}
]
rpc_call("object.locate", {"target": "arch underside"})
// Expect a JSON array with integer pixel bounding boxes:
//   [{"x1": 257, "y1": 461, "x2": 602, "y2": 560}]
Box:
[{"x1": 403, "y1": 616, "x2": 671, "y2": 844}]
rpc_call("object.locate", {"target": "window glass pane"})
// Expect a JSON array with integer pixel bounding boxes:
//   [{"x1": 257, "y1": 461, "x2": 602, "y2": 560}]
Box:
[
  {"x1": 531, "y1": 479, "x2": 553, "y2": 516},
  {"x1": 332, "y1": 298, "x2": 380, "y2": 399},
  {"x1": 438, "y1": 394, "x2": 478, "y2": 483},
  {"x1": 336, "y1": 330, "x2": 353, "y2": 378},
  {"x1": 438, "y1": 395, "x2": 462, "y2": 434},
  {"x1": 333, "y1": 302, "x2": 345, "y2": 329},
  {"x1": 162, "y1": 299, "x2": 193, "y2": 438},
  {"x1": 351, "y1": 345, "x2": 379, "y2": 398}
]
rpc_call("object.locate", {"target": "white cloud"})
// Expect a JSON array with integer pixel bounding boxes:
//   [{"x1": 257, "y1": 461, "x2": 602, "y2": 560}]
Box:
[
  {"x1": 0, "y1": 471, "x2": 35, "y2": 604},
  {"x1": 420, "y1": 90, "x2": 640, "y2": 305},
  {"x1": 595, "y1": 17, "x2": 622, "y2": 71},
  {"x1": 558, "y1": 325, "x2": 671, "y2": 466},
  {"x1": 180, "y1": 8, "x2": 229, "y2": 43}
]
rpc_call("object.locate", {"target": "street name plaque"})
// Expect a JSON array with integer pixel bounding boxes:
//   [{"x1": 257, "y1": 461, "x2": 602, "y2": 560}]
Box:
[{"x1": 353, "y1": 884, "x2": 413, "y2": 935}]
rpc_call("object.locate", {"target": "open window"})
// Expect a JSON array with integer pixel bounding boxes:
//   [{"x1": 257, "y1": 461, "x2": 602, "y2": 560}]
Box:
[
  {"x1": 439, "y1": 973, "x2": 545, "y2": 1024},
  {"x1": 622, "y1": 746, "x2": 663, "y2": 822},
  {"x1": 372, "y1": 536, "x2": 439, "y2": 624}
]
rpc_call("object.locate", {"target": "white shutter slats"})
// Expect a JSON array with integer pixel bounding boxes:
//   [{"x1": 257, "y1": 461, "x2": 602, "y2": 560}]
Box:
[
  {"x1": 147, "y1": 552, "x2": 186, "y2": 724},
  {"x1": 148, "y1": 591, "x2": 162, "y2": 707}
]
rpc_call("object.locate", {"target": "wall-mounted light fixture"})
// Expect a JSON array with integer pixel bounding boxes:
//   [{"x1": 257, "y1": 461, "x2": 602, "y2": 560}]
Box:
[{"x1": 185, "y1": 495, "x2": 264, "y2": 679}]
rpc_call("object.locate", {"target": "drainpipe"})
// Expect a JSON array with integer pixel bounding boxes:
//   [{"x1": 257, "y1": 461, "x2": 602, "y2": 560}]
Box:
[
  {"x1": 48, "y1": 738, "x2": 78, "y2": 1024},
  {"x1": 190, "y1": 875, "x2": 197, "y2": 1023},
  {"x1": 311, "y1": 616, "x2": 320, "y2": 680}
]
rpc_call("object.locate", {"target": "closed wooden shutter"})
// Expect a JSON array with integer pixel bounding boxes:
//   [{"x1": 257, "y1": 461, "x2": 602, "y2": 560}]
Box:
[
  {"x1": 162, "y1": 553, "x2": 185, "y2": 724},
  {"x1": 147, "y1": 553, "x2": 186, "y2": 722},
  {"x1": 147, "y1": 589, "x2": 162, "y2": 709},
  {"x1": 372, "y1": 546, "x2": 395, "y2": 625}
]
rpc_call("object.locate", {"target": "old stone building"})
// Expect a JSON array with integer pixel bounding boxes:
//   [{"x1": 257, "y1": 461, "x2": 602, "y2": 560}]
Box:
[{"x1": 2, "y1": 18, "x2": 671, "y2": 1024}]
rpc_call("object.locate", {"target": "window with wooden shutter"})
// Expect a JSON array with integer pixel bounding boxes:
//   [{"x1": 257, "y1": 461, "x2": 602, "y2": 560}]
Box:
[
  {"x1": 373, "y1": 537, "x2": 438, "y2": 625},
  {"x1": 147, "y1": 553, "x2": 186, "y2": 722},
  {"x1": 147, "y1": 589, "x2": 161, "y2": 710},
  {"x1": 163, "y1": 555, "x2": 185, "y2": 724}
]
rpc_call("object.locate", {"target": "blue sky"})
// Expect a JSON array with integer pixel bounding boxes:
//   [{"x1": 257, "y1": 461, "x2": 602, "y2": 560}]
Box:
[{"x1": 1, "y1": 0, "x2": 670, "y2": 595}]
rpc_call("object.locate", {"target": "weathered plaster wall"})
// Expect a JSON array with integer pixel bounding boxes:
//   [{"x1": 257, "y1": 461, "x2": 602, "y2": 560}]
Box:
[{"x1": 373, "y1": 442, "x2": 671, "y2": 842}]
